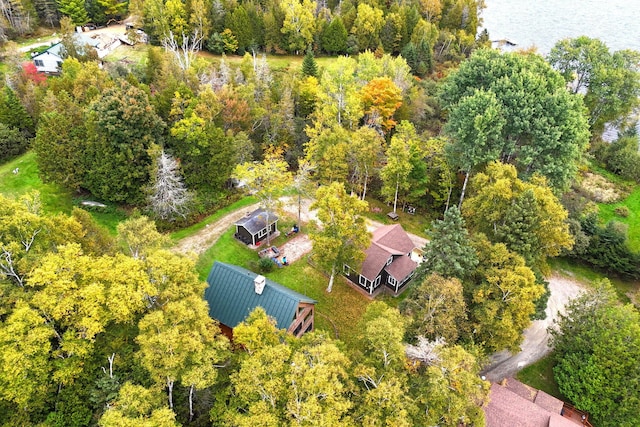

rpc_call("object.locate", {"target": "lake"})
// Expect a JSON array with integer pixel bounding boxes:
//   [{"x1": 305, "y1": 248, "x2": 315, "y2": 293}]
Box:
[{"x1": 480, "y1": 0, "x2": 640, "y2": 54}]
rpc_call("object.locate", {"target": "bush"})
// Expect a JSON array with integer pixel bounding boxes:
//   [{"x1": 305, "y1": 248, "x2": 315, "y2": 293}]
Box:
[
  {"x1": 258, "y1": 257, "x2": 274, "y2": 273},
  {"x1": 614, "y1": 206, "x2": 630, "y2": 217}
]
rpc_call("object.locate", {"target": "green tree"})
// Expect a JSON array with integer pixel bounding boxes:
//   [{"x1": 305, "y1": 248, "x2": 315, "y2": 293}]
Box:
[
  {"x1": 314, "y1": 55, "x2": 362, "y2": 128},
  {"x1": 421, "y1": 206, "x2": 477, "y2": 279},
  {"x1": 0, "y1": 123, "x2": 28, "y2": 162},
  {"x1": 350, "y1": 3, "x2": 384, "y2": 52},
  {"x1": 280, "y1": 0, "x2": 316, "y2": 54},
  {"x1": 440, "y1": 48, "x2": 590, "y2": 191},
  {"x1": 380, "y1": 121, "x2": 418, "y2": 213},
  {"x1": 116, "y1": 216, "x2": 169, "y2": 260},
  {"x1": 348, "y1": 126, "x2": 384, "y2": 200},
  {"x1": 305, "y1": 124, "x2": 350, "y2": 185},
  {"x1": 548, "y1": 36, "x2": 640, "y2": 134},
  {"x1": 320, "y1": 17, "x2": 347, "y2": 54},
  {"x1": 400, "y1": 273, "x2": 468, "y2": 343},
  {"x1": 469, "y1": 235, "x2": 544, "y2": 353},
  {"x1": 33, "y1": 90, "x2": 87, "y2": 191},
  {"x1": 57, "y1": 0, "x2": 89, "y2": 25},
  {"x1": 0, "y1": 85, "x2": 34, "y2": 136},
  {"x1": 551, "y1": 280, "x2": 640, "y2": 427},
  {"x1": 84, "y1": 80, "x2": 166, "y2": 205},
  {"x1": 463, "y1": 161, "x2": 574, "y2": 271},
  {"x1": 301, "y1": 48, "x2": 318, "y2": 77},
  {"x1": 310, "y1": 182, "x2": 370, "y2": 292}
]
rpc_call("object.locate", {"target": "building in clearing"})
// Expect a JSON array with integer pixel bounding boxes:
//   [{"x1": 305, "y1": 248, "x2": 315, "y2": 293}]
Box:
[
  {"x1": 204, "y1": 262, "x2": 316, "y2": 339},
  {"x1": 344, "y1": 224, "x2": 419, "y2": 295},
  {"x1": 234, "y1": 208, "x2": 279, "y2": 246}
]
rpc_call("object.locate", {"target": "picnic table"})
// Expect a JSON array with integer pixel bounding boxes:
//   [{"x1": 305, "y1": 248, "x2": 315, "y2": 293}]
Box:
[{"x1": 387, "y1": 212, "x2": 399, "y2": 220}]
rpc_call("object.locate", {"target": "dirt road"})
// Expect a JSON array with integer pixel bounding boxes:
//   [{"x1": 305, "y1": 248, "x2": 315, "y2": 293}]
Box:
[{"x1": 481, "y1": 274, "x2": 586, "y2": 381}]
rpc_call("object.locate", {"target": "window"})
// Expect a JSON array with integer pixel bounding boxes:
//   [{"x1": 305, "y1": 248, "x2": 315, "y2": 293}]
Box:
[
  {"x1": 374, "y1": 276, "x2": 381, "y2": 287},
  {"x1": 343, "y1": 264, "x2": 351, "y2": 275},
  {"x1": 386, "y1": 256, "x2": 393, "y2": 266},
  {"x1": 359, "y1": 275, "x2": 369, "y2": 287},
  {"x1": 56, "y1": 61, "x2": 63, "y2": 68},
  {"x1": 257, "y1": 228, "x2": 267, "y2": 238},
  {"x1": 388, "y1": 276, "x2": 397, "y2": 286},
  {"x1": 34, "y1": 59, "x2": 44, "y2": 67}
]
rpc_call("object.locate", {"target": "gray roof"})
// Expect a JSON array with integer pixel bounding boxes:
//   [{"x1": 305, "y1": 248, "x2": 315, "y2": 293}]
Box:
[
  {"x1": 361, "y1": 224, "x2": 417, "y2": 281},
  {"x1": 234, "y1": 208, "x2": 278, "y2": 235},
  {"x1": 204, "y1": 262, "x2": 315, "y2": 330}
]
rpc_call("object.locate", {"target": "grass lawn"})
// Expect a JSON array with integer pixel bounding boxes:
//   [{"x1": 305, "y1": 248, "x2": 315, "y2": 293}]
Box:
[
  {"x1": 0, "y1": 152, "x2": 128, "y2": 234},
  {"x1": 0, "y1": 152, "x2": 73, "y2": 213},
  {"x1": 516, "y1": 354, "x2": 564, "y2": 400},
  {"x1": 598, "y1": 184, "x2": 640, "y2": 252},
  {"x1": 196, "y1": 227, "x2": 372, "y2": 347},
  {"x1": 362, "y1": 196, "x2": 432, "y2": 237}
]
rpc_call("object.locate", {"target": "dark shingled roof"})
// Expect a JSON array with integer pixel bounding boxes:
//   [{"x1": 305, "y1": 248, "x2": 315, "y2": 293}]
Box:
[
  {"x1": 360, "y1": 224, "x2": 416, "y2": 281},
  {"x1": 204, "y1": 262, "x2": 315, "y2": 330},
  {"x1": 234, "y1": 208, "x2": 278, "y2": 235},
  {"x1": 385, "y1": 255, "x2": 417, "y2": 281}
]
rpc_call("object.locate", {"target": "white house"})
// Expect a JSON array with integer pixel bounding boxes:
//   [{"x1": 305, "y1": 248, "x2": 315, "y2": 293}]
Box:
[{"x1": 32, "y1": 34, "x2": 101, "y2": 74}]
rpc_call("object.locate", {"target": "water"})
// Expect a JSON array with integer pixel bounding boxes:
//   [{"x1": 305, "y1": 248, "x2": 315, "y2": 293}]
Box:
[{"x1": 481, "y1": 0, "x2": 640, "y2": 54}]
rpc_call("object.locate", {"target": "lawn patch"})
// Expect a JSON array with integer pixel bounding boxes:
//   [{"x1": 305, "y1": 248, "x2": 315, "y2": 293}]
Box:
[
  {"x1": 516, "y1": 354, "x2": 565, "y2": 400},
  {"x1": 598, "y1": 185, "x2": 640, "y2": 252}
]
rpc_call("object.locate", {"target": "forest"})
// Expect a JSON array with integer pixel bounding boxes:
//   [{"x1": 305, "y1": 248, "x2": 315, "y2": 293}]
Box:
[{"x1": 1, "y1": 0, "x2": 640, "y2": 426}]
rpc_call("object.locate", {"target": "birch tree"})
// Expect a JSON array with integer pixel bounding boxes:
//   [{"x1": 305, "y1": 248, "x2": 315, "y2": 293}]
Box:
[
  {"x1": 310, "y1": 182, "x2": 370, "y2": 292},
  {"x1": 380, "y1": 121, "x2": 417, "y2": 213}
]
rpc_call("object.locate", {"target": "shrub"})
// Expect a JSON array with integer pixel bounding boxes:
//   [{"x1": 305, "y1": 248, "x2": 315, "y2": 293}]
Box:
[
  {"x1": 614, "y1": 206, "x2": 630, "y2": 217},
  {"x1": 258, "y1": 257, "x2": 274, "y2": 273}
]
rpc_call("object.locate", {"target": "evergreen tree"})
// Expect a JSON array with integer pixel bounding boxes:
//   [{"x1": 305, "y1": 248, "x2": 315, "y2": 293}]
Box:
[
  {"x1": 421, "y1": 206, "x2": 478, "y2": 280},
  {"x1": 0, "y1": 123, "x2": 28, "y2": 162},
  {"x1": 301, "y1": 48, "x2": 318, "y2": 77},
  {"x1": 0, "y1": 86, "x2": 34, "y2": 136},
  {"x1": 320, "y1": 17, "x2": 347, "y2": 55},
  {"x1": 57, "y1": 0, "x2": 89, "y2": 25}
]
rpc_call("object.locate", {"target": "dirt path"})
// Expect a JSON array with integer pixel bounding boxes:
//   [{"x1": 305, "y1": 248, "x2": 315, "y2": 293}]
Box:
[
  {"x1": 172, "y1": 203, "x2": 260, "y2": 255},
  {"x1": 481, "y1": 274, "x2": 586, "y2": 381}
]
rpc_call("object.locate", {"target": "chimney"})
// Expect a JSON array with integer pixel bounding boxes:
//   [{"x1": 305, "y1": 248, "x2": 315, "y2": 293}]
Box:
[{"x1": 254, "y1": 275, "x2": 266, "y2": 295}]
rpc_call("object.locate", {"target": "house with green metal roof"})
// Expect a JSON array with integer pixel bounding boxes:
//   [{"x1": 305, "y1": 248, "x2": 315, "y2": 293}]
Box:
[{"x1": 204, "y1": 262, "x2": 316, "y2": 338}]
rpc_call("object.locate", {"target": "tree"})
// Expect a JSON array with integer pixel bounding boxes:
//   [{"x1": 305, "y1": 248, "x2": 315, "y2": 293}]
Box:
[
  {"x1": 548, "y1": 36, "x2": 640, "y2": 133},
  {"x1": 359, "y1": 77, "x2": 402, "y2": 133},
  {"x1": 463, "y1": 161, "x2": 574, "y2": 271},
  {"x1": 0, "y1": 302, "x2": 53, "y2": 413},
  {"x1": 310, "y1": 182, "x2": 370, "y2": 292},
  {"x1": 550, "y1": 280, "x2": 640, "y2": 427},
  {"x1": 420, "y1": 206, "x2": 477, "y2": 280},
  {"x1": 0, "y1": 123, "x2": 28, "y2": 162},
  {"x1": 57, "y1": 0, "x2": 89, "y2": 25},
  {"x1": 99, "y1": 383, "x2": 179, "y2": 427},
  {"x1": 468, "y1": 235, "x2": 544, "y2": 353},
  {"x1": 400, "y1": 273, "x2": 467, "y2": 343},
  {"x1": 348, "y1": 126, "x2": 384, "y2": 200},
  {"x1": 321, "y1": 17, "x2": 347, "y2": 55},
  {"x1": 116, "y1": 216, "x2": 169, "y2": 260},
  {"x1": 304, "y1": 124, "x2": 350, "y2": 185},
  {"x1": 407, "y1": 341, "x2": 489, "y2": 426},
  {"x1": 280, "y1": 0, "x2": 315, "y2": 54},
  {"x1": 301, "y1": 48, "x2": 318, "y2": 77},
  {"x1": 84, "y1": 80, "x2": 166, "y2": 205},
  {"x1": 0, "y1": 85, "x2": 33, "y2": 136},
  {"x1": 380, "y1": 121, "x2": 418, "y2": 213},
  {"x1": 440, "y1": 48, "x2": 590, "y2": 191},
  {"x1": 443, "y1": 88, "x2": 505, "y2": 206},
  {"x1": 33, "y1": 90, "x2": 87, "y2": 191},
  {"x1": 233, "y1": 148, "x2": 292, "y2": 244},
  {"x1": 314, "y1": 55, "x2": 362, "y2": 128},
  {"x1": 136, "y1": 296, "x2": 229, "y2": 411},
  {"x1": 148, "y1": 150, "x2": 191, "y2": 221},
  {"x1": 350, "y1": 4, "x2": 384, "y2": 52}
]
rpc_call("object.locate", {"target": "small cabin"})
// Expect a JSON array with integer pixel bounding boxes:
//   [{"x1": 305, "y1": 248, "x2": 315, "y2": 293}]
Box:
[
  {"x1": 204, "y1": 262, "x2": 316, "y2": 339},
  {"x1": 234, "y1": 208, "x2": 279, "y2": 246}
]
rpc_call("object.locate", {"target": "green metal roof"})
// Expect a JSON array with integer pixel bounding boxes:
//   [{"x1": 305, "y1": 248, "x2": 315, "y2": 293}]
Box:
[{"x1": 204, "y1": 262, "x2": 316, "y2": 330}]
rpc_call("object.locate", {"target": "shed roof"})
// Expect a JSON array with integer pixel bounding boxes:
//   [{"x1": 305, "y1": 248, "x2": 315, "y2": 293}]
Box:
[
  {"x1": 234, "y1": 208, "x2": 279, "y2": 235},
  {"x1": 33, "y1": 35, "x2": 100, "y2": 59},
  {"x1": 204, "y1": 262, "x2": 315, "y2": 330}
]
